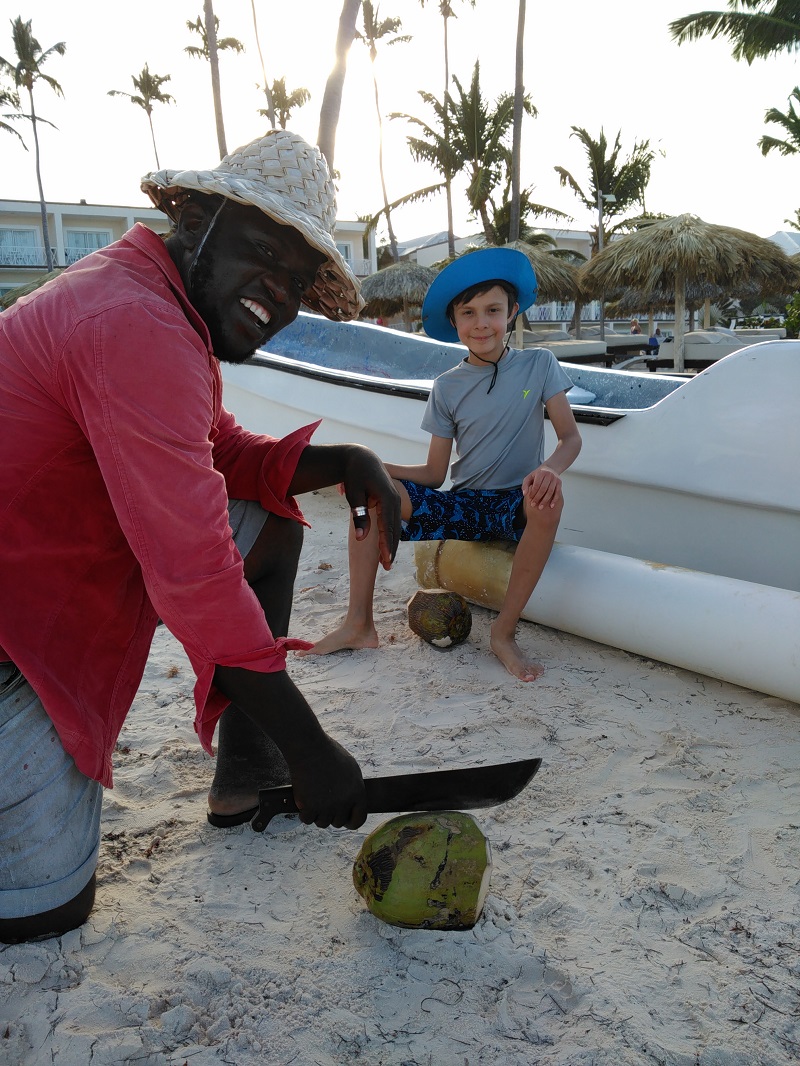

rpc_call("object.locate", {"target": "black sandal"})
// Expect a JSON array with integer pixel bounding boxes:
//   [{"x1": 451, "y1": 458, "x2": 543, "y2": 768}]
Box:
[{"x1": 206, "y1": 805, "x2": 259, "y2": 828}]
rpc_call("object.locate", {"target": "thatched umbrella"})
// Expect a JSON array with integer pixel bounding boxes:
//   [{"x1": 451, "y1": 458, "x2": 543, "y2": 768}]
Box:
[
  {"x1": 503, "y1": 241, "x2": 584, "y2": 347},
  {"x1": 359, "y1": 262, "x2": 439, "y2": 332},
  {"x1": 0, "y1": 270, "x2": 64, "y2": 310},
  {"x1": 578, "y1": 214, "x2": 799, "y2": 369},
  {"x1": 503, "y1": 240, "x2": 583, "y2": 303}
]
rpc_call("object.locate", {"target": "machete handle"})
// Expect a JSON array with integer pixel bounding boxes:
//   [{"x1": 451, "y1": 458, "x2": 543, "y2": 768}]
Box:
[{"x1": 251, "y1": 787, "x2": 297, "y2": 832}]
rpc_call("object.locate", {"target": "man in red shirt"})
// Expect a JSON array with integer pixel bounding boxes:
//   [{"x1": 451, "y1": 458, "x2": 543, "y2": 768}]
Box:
[{"x1": 0, "y1": 131, "x2": 400, "y2": 943}]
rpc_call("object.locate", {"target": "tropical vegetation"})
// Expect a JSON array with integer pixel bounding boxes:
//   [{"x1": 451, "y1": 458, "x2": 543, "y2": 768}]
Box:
[
  {"x1": 669, "y1": 0, "x2": 800, "y2": 63},
  {"x1": 108, "y1": 65, "x2": 175, "y2": 170},
  {"x1": 258, "y1": 77, "x2": 310, "y2": 130},
  {"x1": 0, "y1": 17, "x2": 65, "y2": 273},
  {"x1": 317, "y1": 0, "x2": 361, "y2": 170},
  {"x1": 186, "y1": 5, "x2": 244, "y2": 159},
  {"x1": 758, "y1": 85, "x2": 800, "y2": 155},
  {"x1": 355, "y1": 2, "x2": 411, "y2": 263},
  {"x1": 554, "y1": 128, "x2": 657, "y2": 255}
]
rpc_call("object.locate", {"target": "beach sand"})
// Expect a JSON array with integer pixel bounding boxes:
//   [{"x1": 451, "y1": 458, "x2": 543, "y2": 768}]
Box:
[{"x1": 2, "y1": 485, "x2": 798, "y2": 1066}]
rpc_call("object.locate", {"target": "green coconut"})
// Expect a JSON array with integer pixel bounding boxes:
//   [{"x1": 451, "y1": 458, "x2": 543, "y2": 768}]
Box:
[
  {"x1": 352, "y1": 811, "x2": 492, "y2": 930},
  {"x1": 407, "y1": 589, "x2": 472, "y2": 649}
]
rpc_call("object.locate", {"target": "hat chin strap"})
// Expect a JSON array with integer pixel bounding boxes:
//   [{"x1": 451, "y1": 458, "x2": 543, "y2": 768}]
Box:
[
  {"x1": 187, "y1": 198, "x2": 228, "y2": 290},
  {"x1": 466, "y1": 312, "x2": 518, "y2": 394}
]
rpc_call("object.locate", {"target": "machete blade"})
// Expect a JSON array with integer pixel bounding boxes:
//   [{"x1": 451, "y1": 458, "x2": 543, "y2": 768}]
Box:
[{"x1": 250, "y1": 757, "x2": 541, "y2": 832}]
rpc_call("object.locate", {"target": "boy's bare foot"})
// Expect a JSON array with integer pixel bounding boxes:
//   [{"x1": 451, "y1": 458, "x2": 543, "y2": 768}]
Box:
[
  {"x1": 295, "y1": 621, "x2": 380, "y2": 657},
  {"x1": 490, "y1": 629, "x2": 544, "y2": 682}
]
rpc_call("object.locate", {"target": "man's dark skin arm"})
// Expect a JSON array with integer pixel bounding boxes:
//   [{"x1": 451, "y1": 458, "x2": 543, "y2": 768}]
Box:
[
  {"x1": 213, "y1": 442, "x2": 401, "y2": 830},
  {"x1": 290, "y1": 442, "x2": 402, "y2": 568}
]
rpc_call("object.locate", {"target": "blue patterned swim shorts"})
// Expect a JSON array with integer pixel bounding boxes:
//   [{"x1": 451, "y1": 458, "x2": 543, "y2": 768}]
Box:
[{"x1": 400, "y1": 481, "x2": 524, "y2": 543}]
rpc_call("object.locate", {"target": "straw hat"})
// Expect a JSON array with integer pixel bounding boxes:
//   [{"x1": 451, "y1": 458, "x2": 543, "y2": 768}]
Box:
[
  {"x1": 421, "y1": 248, "x2": 538, "y2": 342},
  {"x1": 141, "y1": 130, "x2": 363, "y2": 321}
]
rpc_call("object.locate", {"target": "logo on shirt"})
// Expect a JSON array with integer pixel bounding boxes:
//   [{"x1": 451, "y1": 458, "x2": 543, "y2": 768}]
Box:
[{"x1": 522, "y1": 389, "x2": 531, "y2": 399}]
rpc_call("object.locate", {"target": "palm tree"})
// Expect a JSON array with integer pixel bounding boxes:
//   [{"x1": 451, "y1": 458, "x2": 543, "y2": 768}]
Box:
[
  {"x1": 0, "y1": 82, "x2": 25, "y2": 146},
  {"x1": 759, "y1": 85, "x2": 800, "y2": 154},
  {"x1": 488, "y1": 180, "x2": 570, "y2": 246},
  {"x1": 554, "y1": 127, "x2": 656, "y2": 256},
  {"x1": 317, "y1": 0, "x2": 361, "y2": 170},
  {"x1": 108, "y1": 65, "x2": 175, "y2": 169},
  {"x1": 448, "y1": 60, "x2": 536, "y2": 245},
  {"x1": 186, "y1": 3, "x2": 244, "y2": 159},
  {"x1": 0, "y1": 17, "x2": 65, "y2": 272},
  {"x1": 669, "y1": 0, "x2": 800, "y2": 63},
  {"x1": 249, "y1": 0, "x2": 274, "y2": 127},
  {"x1": 391, "y1": 88, "x2": 462, "y2": 236},
  {"x1": 418, "y1": 0, "x2": 476, "y2": 257},
  {"x1": 258, "y1": 76, "x2": 310, "y2": 129},
  {"x1": 420, "y1": 1, "x2": 475, "y2": 257},
  {"x1": 509, "y1": 0, "x2": 526, "y2": 243},
  {"x1": 355, "y1": 2, "x2": 411, "y2": 263}
]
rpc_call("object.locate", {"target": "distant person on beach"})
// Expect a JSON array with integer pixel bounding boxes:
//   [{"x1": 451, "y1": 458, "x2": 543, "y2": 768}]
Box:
[
  {"x1": 0, "y1": 131, "x2": 401, "y2": 943},
  {"x1": 648, "y1": 327, "x2": 662, "y2": 354},
  {"x1": 630, "y1": 319, "x2": 642, "y2": 334},
  {"x1": 299, "y1": 248, "x2": 582, "y2": 681}
]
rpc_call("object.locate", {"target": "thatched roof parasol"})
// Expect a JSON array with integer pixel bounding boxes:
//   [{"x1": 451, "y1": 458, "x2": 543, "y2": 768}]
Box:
[
  {"x1": 359, "y1": 262, "x2": 439, "y2": 329},
  {"x1": 503, "y1": 240, "x2": 583, "y2": 303},
  {"x1": 0, "y1": 270, "x2": 65, "y2": 310},
  {"x1": 578, "y1": 214, "x2": 798, "y2": 369}
]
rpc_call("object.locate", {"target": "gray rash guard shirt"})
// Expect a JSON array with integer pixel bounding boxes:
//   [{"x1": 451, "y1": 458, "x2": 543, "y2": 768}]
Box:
[{"x1": 420, "y1": 346, "x2": 573, "y2": 490}]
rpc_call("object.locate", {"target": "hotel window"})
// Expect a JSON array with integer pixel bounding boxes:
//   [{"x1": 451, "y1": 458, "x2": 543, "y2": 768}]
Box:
[
  {"x1": 0, "y1": 227, "x2": 41, "y2": 266},
  {"x1": 65, "y1": 229, "x2": 112, "y2": 264},
  {"x1": 336, "y1": 241, "x2": 353, "y2": 264}
]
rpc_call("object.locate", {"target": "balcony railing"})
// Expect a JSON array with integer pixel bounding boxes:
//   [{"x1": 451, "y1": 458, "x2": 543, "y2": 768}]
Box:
[
  {"x1": 64, "y1": 247, "x2": 94, "y2": 265},
  {"x1": 345, "y1": 257, "x2": 372, "y2": 277},
  {"x1": 0, "y1": 244, "x2": 49, "y2": 268}
]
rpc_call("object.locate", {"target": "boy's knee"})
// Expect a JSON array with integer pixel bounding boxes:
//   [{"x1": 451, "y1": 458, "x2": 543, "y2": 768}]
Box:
[{"x1": 523, "y1": 493, "x2": 563, "y2": 530}]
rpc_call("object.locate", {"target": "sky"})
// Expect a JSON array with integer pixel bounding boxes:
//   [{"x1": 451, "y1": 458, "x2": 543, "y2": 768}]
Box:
[{"x1": 2, "y1": 0, "x2": 799, "y2": 246}]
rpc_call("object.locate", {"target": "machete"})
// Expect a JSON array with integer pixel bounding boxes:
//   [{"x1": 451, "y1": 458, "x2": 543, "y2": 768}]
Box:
[{"x1": 249, "y1": 757, "x2": 541, "y2": 832}]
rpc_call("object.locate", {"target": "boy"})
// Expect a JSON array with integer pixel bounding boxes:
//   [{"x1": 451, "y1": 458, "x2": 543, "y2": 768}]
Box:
[{"x1": 300, "y1": 248, "x2": 582, "y2": 681}]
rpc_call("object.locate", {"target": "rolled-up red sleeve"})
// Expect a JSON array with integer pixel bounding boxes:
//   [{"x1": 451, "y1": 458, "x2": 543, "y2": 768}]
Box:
[{"x1": 212, "y1": 411, "x2": 322, "y2": 527}]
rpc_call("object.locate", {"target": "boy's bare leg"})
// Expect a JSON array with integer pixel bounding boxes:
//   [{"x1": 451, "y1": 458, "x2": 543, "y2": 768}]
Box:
[
  {"x1": 298, "y1": 481, "x2": 412, "y2": 657},
  {"x1": 490, "y1": 495, "x2": 563, "y2": 682}
]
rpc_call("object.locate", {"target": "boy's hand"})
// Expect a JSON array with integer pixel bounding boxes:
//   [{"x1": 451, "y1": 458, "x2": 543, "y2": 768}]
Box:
[{"x1": 523, "y1": 465, "x2": 563, "y2": 509}]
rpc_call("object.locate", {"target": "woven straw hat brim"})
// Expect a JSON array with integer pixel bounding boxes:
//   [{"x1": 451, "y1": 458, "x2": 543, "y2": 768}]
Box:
[{"x1": 422, "y1": 248, "x2": 538, "y2": 342}]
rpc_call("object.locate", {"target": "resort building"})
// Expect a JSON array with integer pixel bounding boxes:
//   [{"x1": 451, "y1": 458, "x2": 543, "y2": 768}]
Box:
[{"x1": 0, "y1": 199, "x2": 378, "y2": 299}]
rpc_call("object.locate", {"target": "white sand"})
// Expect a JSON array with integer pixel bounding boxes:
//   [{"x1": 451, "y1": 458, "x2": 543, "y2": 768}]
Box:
[{"x1": 2, "y1": 485, "x2": 799, "y2": 1066}]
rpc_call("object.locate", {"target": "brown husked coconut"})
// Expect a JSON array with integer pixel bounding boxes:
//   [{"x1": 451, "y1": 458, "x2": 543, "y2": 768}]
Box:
[{"x1": 407, "y1": 589, "x2": 472, "y2": 648}]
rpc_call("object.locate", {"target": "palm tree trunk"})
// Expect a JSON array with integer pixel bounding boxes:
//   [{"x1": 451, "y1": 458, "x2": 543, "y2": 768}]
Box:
[
  {"x1": 147, "y1": 108, "x2": 160, "y2": 169},
  {"x1": 442, "y1": 11, "x2": 455, "y2": 259},
  {"x1": 250, "y1": 0, "x2": 275, "y2": 127},
  {"x1": 28, "y1": 86, "x2": 53, "y2": 272},
  {"x1": 204, "y1": 0, "x2": 227, "y2": 159},
  {"x1": 317, "y1": 0, "x2": 361, "y2": 170},
  {"x1": 372, "y1": 69, "x2": 398, "y2": 263},
  {"x1": 673, "y1": 271, "x2": 686, "y2": 372},
  {"x1": 479, "y1": 203, "x2": 495, "y2": 245},
  {"x1": 509, "y1": 0, "x2": 526, "y2": 243}
]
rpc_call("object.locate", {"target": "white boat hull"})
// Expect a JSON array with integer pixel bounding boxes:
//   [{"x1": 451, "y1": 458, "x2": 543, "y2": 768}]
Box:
[{"x1": 415, "y1": 539, "x2": 800, "y2": 705}]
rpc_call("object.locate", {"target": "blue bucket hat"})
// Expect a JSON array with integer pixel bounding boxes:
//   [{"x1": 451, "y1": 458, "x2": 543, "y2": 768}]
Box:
[{"x1": 422, "y1": 248, "x2": 538, "y2": 343}]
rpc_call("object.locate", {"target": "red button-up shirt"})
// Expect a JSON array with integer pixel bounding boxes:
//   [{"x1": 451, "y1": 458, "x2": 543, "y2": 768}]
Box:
[{"x1": 0, "y1": 224, "x2": 316, "y2": 786}]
